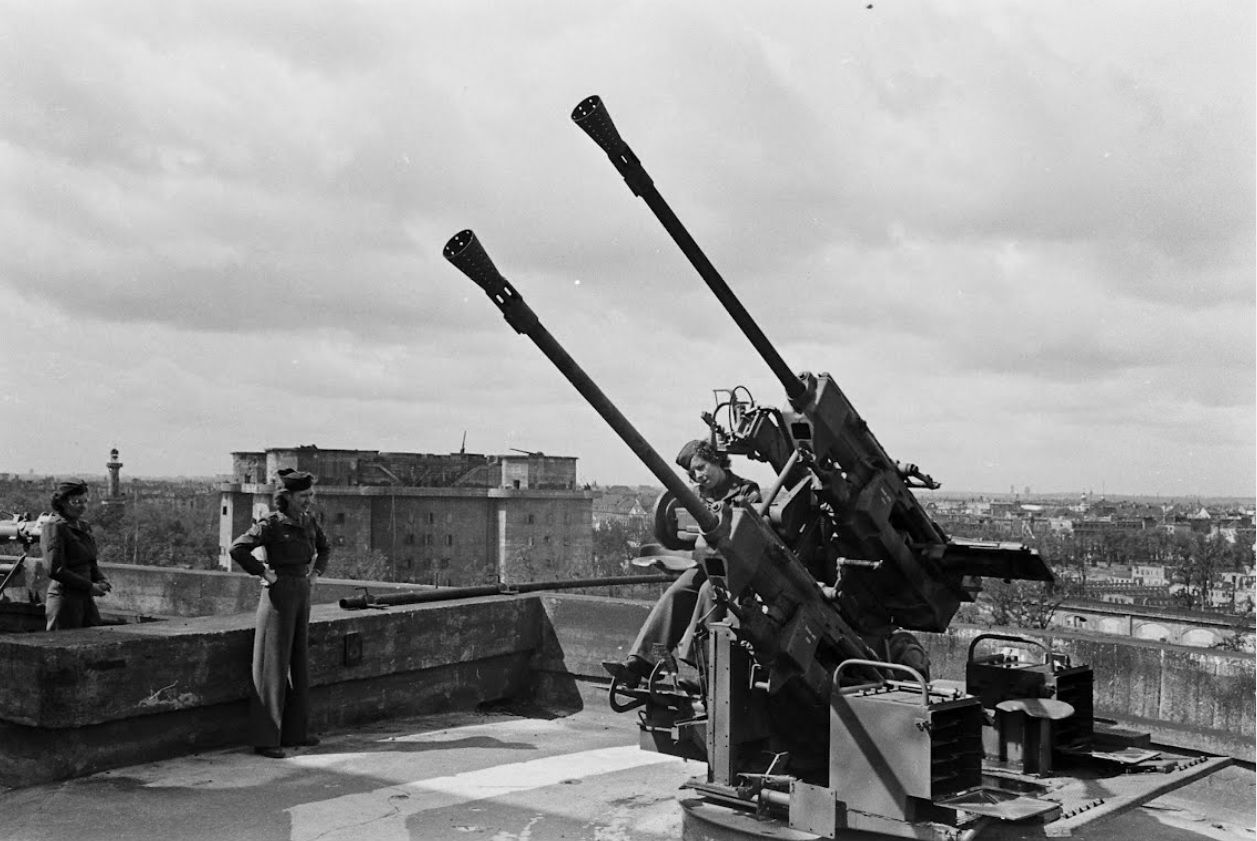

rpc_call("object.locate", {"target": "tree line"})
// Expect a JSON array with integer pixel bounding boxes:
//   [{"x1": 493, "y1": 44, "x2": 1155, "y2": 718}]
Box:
[
  {"x1": 1, "y1": 484, "x2": 220, "y2": 570},
  {"x1": 950, "y1": 521, "x2": 1256, "y2": 626}
]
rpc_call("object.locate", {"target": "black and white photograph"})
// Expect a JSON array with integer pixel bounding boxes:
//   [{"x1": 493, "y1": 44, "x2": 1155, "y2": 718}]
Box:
[{"x1": 0, "y1": 2, "x2": 1252, "y2": 840}]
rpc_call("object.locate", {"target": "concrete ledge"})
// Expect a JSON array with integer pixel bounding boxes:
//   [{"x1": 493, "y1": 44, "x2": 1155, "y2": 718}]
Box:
[
  {"x1": 1, "y1": 590, "x2": 1251, "y2": 788},
  {"x1": 0, "y1": 598, "x2": 540, "y2": 729},
  {"x1": 0, "y1": 653, "x2": 535, "y2": 786},
  {"x1": 0, "y1": 596, "x2": 549, "y2": 787},
  {"x1": 920, "y1": 624, "x2": 1256, "y2": 760},
  {"x1": 531, "y1": 596, "x2": 1257, "y2": 762},
  {"x1": 534, "y1": 593, "x2": 651, "y2": 679}
]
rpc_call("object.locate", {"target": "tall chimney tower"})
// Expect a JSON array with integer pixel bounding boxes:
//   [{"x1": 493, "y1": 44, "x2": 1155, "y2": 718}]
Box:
[{"x1": 104, "y1": 447, "x2": 125, "y2": 508}]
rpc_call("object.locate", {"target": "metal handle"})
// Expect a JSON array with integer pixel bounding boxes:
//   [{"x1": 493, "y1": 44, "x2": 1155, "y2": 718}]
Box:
[
  {"x1": 966, "y1": 633, "x2": 1052, "y2": 665},
  {"x1": 833, "y1": 658, "x2": 930, "y2": 709}
]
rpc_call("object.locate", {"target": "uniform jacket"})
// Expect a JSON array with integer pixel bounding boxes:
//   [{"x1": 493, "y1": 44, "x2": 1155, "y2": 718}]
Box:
[
  {"x1": 699, "y1": 473, "x2": 761, "y2": 510},
  {"x1": 229, "y1": 511, "x2": 331, "y2": 577},
  {"x1": 41, "y1": 513, "x2": 105, "y2": 592}
]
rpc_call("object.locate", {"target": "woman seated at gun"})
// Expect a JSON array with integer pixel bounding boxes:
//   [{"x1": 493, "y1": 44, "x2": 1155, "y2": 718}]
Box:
[{"x1": 608, "y1": 439, "x2": 759, "y2": 687}]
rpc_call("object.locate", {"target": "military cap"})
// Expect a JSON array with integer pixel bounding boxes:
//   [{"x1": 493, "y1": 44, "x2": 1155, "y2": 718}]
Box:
[
  {"x1": 675, "y1": 439, "x2": 722, "y2": 471},
  {"x1": 54, "y1": 479, "x2": 89, "y2": 498},
  {"x1": 276, "y1": 468, "x2": 316, "y2": 492}
]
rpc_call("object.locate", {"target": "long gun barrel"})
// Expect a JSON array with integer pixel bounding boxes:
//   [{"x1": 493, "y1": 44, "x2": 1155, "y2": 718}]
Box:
[
  {"x1": 572, "y1": 96, "x2": 806, "y2": 406},
  {"x1": 572, "y1": 96, "x2": 1052, "y2": 633},
  {"x1": 444, "y1": 230, "x2": 882, "y2": 696},
  {"x1": 571, "y1": 94, "x2": 940, "y2": 532},
  {"x1": 339, "y1": 573, "x2": 672, "y2": 610},
  {"x1": 443, "y1": 229, "x2": 718, "y2": 534}
]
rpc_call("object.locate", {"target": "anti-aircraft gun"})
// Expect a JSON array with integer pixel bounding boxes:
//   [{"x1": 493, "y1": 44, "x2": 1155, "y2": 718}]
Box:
[
  {"x1": 444, "y1": 96, "x2": 1222, "y2": 841},
  {"x1": 444, "y1": 227, "x2": 1062, "y2": 837},
  {"x1": 0, "y1": 514, "x2": 46, "y2": 602},
  {"x1": 570, "y1": 94, "x2": 1053, "y2": 641}
]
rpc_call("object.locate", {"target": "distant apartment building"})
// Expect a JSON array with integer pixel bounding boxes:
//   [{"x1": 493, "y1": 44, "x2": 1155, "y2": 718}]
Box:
[
  {"x1": 1160, "y1": 520, "x2": 1194, "y2": 539},
  {"x1": 1213, "y1": 569, "x2": 1257, "y2": 611},
  {"x1": 1047, "y1": 517, "x2": 1074, "y2": 534},
  {"x1": 1132, "y1": 564, "x2": 1168, "y2": 587},
  {"x1": 1089, "y1": 567, "x2": 1138, "y2": 586},
  {"x1": 218, "y1": 446, "x2": 593, "y2": 586},
  {"x1": 986, "y1": 500, "x2": 1013, "y2": 518},
  {"x1": 591, "y1": 488, "x2": 651, "y2": 530}
]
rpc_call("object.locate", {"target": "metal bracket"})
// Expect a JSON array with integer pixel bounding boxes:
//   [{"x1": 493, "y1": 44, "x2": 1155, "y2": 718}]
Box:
[{"x1": 356, "y1": 587, "x2": 388, "y2": 609}]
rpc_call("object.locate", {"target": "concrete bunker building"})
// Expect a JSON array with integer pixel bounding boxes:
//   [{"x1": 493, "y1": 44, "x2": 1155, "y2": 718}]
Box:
[{"x1": 218, "y1": 446, "x2": 593, "y2": 585}]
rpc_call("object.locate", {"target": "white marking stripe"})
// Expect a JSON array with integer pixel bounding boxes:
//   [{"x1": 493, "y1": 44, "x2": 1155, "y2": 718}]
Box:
[{"x1": 287, "y1": 744, "x2": 685, "y2": 841}]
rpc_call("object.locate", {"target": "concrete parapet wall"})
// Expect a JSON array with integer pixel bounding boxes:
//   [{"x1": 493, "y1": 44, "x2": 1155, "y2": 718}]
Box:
[
  {"x1": 1, "y1": 590, "x2": 1251, "y2": 789},
  {"x1": 923, "y1": 625, "x2": 1256, "y2": 761},
  {"x1": 533, "y1": 595, "x2": 1257, "y2": 762},
  {"x1": 0, "y1": 596, "x2": 543, "y2": 787},
  {"x1": 534, "y1": 594, "x2": 651, "y2": 678}
]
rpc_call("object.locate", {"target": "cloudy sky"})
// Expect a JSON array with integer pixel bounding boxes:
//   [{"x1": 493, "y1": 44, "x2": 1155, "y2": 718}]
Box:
[{"x1": 0, "y1": 1, "x2": 1252, "y2": 497}]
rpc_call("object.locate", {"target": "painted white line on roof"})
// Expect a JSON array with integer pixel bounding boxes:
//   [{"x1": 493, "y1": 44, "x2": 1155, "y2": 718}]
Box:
[
  {"x1": 287, "y1": 744, "x2": 686, "y2": 841},
  {"x1": 125, "y1": 716, "x2": 572, "y2": 790}
]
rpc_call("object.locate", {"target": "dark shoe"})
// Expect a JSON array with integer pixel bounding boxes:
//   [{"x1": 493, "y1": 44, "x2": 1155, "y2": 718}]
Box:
[
  {"x1": 602, "y1": 656, "x2": 653, "y2": 689},
  {"x1": 254, "y1": 746, "x2": 286, "y2": 759},
  {"x1": 283, "y1": 736, "x2": 320, "y2": 747}
]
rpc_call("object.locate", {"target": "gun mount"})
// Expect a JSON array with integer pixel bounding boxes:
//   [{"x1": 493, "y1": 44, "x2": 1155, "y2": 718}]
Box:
[{"x1": 443, "y1": 95, "x2": 1226, "y2": 841}]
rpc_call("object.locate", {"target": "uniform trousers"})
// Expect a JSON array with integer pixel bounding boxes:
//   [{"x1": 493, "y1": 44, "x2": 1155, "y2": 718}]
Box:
[
  {"x1": 45, "y1": 584, "x2": 102, "y2": 630},
  {"x1": 630, "y1": 566, "x2": 723, "y2": 666},
  {"x1": 250, "y1": 575, "x2": 312, "y2": 747}
]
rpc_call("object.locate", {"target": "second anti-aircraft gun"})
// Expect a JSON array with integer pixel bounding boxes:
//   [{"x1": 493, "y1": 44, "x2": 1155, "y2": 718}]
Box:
[
  {"x1": 443, "y1": 96, "x2": 1202, "y2": 841},
  {"x1": 570, "y1": 93, "x2": 1053, "y2": 642}
]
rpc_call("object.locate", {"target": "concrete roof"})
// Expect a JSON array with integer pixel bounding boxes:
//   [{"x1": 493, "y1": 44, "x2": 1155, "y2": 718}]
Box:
[{"x1": 0, "y1": 703, "x2": 1252, "y2": 841}]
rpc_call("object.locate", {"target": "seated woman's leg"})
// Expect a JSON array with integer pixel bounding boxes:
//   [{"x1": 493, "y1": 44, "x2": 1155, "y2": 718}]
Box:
[
  {"x1": 676, "y1": 579, "x2": 723, "y2": 666},
  {"x1": 616, "y1": 567, "x2": 706, "y2": 681}
]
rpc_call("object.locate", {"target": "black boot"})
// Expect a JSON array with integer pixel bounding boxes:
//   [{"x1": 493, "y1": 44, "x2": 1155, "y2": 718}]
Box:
[{"x1": 602, "y1": 656, "x2": 653, "y2": 688}]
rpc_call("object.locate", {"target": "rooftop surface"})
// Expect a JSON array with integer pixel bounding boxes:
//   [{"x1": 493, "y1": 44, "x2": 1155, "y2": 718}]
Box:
[{"x1": 0, "y1": 701, "x2": 1251, "y2": 841}]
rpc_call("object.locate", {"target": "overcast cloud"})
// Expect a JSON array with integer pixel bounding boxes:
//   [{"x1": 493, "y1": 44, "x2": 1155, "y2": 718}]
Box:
[{"x1": 0, "y1": 0, "x2": 1252, "y2": 497}]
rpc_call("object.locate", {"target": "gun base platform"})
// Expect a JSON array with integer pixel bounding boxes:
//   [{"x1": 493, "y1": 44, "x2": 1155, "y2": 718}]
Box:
[{"x1": 678, "y1": 753, "x2": 1231, "y2": 841}]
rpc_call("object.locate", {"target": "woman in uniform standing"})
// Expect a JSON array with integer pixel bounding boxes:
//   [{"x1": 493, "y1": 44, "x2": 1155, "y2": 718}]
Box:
[
  {"x1": 229, "y1": 469, "x2": 331, "y2": 758},
  {"x1": 42, "y1": 479, "x2": 112, "y2": 630}
]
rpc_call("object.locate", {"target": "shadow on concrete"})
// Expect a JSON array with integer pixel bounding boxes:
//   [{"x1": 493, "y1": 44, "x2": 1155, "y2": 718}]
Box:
[
  {"x1": 528, "y1": 603, "x2": 589, "y2": 714},
  {"x1": 1067, "y1": 802, "x2": 1254, "y2": 841},
  {"x1": 0, "y1": 706, "x2": 685, "y2": 841},
  {"x1": 299, "y1": 734, "x2": 540, "y2": 755}
]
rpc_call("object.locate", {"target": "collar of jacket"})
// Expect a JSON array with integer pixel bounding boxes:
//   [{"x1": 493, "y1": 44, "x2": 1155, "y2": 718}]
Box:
[
  {"x1": 272, "y1": 511, "x2": 310, "y2": 528},
  {"x1": 49, "y1": 512, "x2": 92, "y2": 533},
  {"x1": 706, "y1": 473, "x2": 753, "y2": 502}
]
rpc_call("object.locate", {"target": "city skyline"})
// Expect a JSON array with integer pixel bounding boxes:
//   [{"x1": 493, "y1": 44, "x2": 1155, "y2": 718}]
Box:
[
  {"x1": 2, "y1": 457, "x2": 1253, "y2": 504},
  {"x1": 1, "y1": 2, "x2": 1252, "y2": 498}
]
